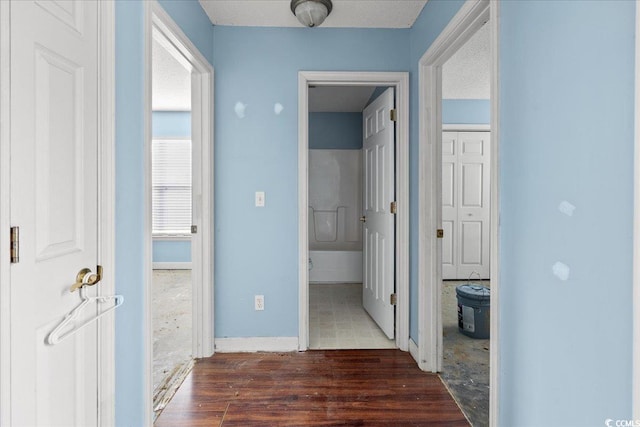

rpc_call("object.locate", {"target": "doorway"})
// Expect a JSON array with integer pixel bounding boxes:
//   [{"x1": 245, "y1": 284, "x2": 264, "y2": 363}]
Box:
[
  {"x1": 145, "y1": 1, "x2": 214, "y2": 421},
  {"x1": 439, "y1": 21, "x2": 491, "y2": 427},
  {"x1": 150, "y1": 28, "x2": 194, "y2": 418},
  {"x1": 307, "y1": 85, "x2": 396, "y2": 350},
  {"x1": 418, "y1": 0, "x2": 499, "y2": 425},
  {"x1": 298, "y1": 72, "x2": 410, "y2": 352}
]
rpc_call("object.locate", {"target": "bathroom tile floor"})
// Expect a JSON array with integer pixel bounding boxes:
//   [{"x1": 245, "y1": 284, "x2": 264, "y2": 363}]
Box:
[{"x1": 309, "y1": 283, "x2": 396, "y2": 350}]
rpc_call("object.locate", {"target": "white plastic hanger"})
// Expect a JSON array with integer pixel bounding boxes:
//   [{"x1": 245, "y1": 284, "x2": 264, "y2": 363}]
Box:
[{"x1": 46, "y1": 284, "x2": 123, "y2": 346}]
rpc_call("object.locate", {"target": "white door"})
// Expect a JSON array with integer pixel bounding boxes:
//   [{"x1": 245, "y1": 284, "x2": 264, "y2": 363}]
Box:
[
  {"x1": 9, "y1": 1, "x2": 101, "y2": 425},
  {"x1": 441, "y1": 131, "x2": 458, "y2": 279},
  {"x1": 441, "y1": 131, "x2": 490, "y2": 279},
  {"x1": 362, "y1": 88, "x2": 395, "y2": 339}
]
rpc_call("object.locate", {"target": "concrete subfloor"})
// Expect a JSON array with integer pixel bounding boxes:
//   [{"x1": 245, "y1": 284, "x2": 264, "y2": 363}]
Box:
[
  {"x1": 441, "y1": 280, "x2": 490, "y2": 427},
  {"x1": 152, "y1": 270, "x2": 192, "y2": 411}
]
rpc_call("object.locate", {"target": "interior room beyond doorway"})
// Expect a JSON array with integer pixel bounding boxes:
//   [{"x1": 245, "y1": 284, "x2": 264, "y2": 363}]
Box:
[
  {"x1": 439, "y1": 19, "x2": 491, "y2": 427},
  {"x1": 307, "y1": 85, "x2": 396, "y2": 350}
]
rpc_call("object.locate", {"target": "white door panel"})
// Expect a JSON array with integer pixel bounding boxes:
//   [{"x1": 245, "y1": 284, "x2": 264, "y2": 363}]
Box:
[
  {"x1": 441, "y1": 131, "x2": 457, "y2": 279},
  {"x1": 442, "y1": 131, "x2": 490, "y2": 279},
  {"x1": 10, "y1": 1, "x2": 100, "y2": 425},
  {"x1": 362, "y1": 88, "x2": 395, "y2": 339}
]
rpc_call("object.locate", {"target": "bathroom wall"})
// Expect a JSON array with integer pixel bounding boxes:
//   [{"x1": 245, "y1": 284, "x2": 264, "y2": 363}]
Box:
[
  {"x1": 309, "y1": 112, "x2": 362, "y2": 149},
  {"x1": 308, "y1": 149, "x2": 362, "y2": 250},
  {"x1": 152, "y1": 111, "x2": 192, "y2": 264}
]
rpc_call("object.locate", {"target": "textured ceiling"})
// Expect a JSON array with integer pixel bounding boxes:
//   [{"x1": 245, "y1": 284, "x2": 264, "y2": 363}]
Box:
[
  {"x1": 309, "y1": 86, "x2": 376, "y2": 112},
  {"x1": 152, "y1": 36, "x2": 191, "y2": 111},
  {"x1": 442, "y1": 23, "x2": 490, "y2": 100},
  {"x1": 199, "y1": 0, "x2": 427, "y2": 28}
]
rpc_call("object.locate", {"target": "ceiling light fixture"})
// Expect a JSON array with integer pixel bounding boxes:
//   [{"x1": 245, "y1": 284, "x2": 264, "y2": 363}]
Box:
[{"x1": 290, "y1": 0, "x2": 333, "y2": 28}]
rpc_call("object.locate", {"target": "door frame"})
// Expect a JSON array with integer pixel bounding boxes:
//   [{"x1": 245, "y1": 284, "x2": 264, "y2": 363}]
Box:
[
  {"x1": 297, "y1": 71, "x2": 410, "y2": 351},
  {"x1": 417, "y1": 0, "x2": 499, "y2": 425},
  {"x1": 633, "y1": 0, "x2": 640, "y2": 418},
  {"x1": 0, "y1": 1, "x2": 117, "y2": 424},
  {"x1": 143, "y1": 1, "x2": 215, "y2": 421}
]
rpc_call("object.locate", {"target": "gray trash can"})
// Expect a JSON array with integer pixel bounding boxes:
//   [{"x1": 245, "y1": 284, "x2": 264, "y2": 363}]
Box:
[{"x1": 456, "y1": 284, "x2": 490, "y2": 339}]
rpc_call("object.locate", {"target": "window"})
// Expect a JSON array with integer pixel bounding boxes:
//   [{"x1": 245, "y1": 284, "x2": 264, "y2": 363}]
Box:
[{"x1": 152, "y1": 138, "x2": 191, "y2": 235}]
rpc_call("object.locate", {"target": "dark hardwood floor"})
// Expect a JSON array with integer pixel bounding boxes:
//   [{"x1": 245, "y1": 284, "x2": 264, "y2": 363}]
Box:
[{"x1": 155, "y1": 349, "x2": 469, "y2": 426}]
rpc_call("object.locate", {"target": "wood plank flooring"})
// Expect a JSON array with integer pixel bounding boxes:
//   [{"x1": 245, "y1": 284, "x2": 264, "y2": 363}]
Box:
[{"x1": 155, "y1": 349, "x2": 469, "y2": 426}]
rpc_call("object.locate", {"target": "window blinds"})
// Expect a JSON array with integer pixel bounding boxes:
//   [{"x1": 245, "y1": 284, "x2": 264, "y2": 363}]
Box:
[{"x1": 152, "y1": 138, "x2": 192, "y2": 235}]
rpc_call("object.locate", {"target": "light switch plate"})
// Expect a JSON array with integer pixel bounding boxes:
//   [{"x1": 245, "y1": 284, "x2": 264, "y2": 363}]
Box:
[{"x1": 255, "y1": 191, "x2": 265, "y2": 207}]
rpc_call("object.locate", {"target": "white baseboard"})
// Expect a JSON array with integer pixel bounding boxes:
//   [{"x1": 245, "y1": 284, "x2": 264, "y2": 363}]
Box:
[
  {"x1": 152, "y1": 262, "x2": 192, "y2": 270},
  {"x1": 409, "y1": 338, "x2": 419, "y2": 365},
  {"x1": 214, "y1": 337, "x2": 299, "y2": 353}
]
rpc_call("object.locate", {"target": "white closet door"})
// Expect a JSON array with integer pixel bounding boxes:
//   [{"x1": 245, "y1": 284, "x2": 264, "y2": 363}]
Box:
[
  {"x1": 442, "y1": 131, "x2": 490, "y2": 280},
  {"x1": 441, "y1": 132, "x2": 457, "y2": 280}
]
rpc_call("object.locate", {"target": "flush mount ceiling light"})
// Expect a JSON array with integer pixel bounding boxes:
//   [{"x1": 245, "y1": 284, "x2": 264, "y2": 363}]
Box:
[{"x1": 290, "y1": 0, "x2": 333, "y2": 28}]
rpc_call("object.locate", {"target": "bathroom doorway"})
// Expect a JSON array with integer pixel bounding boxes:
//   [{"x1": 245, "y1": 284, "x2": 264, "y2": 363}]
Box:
[
  {"x1": 307, "y1": 85, "x2": 395, "y2": 349},
  {"x1": 298, "y1": 71, "x2": 410, "y2": 352}
]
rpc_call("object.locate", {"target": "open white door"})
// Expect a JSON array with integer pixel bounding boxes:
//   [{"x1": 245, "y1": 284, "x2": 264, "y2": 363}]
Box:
[
  {"x1": 9, "y1": 1, "x2": 102, "y2": 424},
  {"x1": 362, "y1": 88, "x2": 395, "y2": 339}
]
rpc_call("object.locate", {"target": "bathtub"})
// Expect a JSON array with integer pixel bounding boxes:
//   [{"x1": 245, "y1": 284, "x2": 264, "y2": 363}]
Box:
[{"x1": 309, "y1": 242, "x2": 362, "y2": 283}]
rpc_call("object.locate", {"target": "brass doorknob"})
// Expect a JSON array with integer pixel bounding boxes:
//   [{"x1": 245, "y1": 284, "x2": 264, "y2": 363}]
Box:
[
  {"x1": 70, "y1": 266, "x2": 103, "y2": 292},
  {"x1": 359, "y1": 216, "x2": 366, "y2": 223}
]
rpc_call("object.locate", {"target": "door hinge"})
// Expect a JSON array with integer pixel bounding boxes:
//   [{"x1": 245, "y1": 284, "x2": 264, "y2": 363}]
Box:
[
  {"x1": 191, "y1": 225, "x2": 197, "y2": 234},
  {"x1": 390, "y1": 201, "x2": 397, "y2": 214},
  {"x1": 390, "y1": 109, "x2": 397, "y2": 122},
  {"x1": 10, "y1": 226, "x2": 19, "y2": 264},
  {"x1": 437, "y1": 229, "x2": 444, "y2": 239},
  {"x1": 390, "y1": 293, "x2": 397, "y2": 306}
]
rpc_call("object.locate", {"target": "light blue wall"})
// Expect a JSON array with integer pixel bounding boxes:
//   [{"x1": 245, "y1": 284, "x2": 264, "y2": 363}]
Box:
[
  {"x1": 115, "y1": 2, "x2": 145, "y2": 424},
  {"x1": 152, "y1": 111, "x2": 191, "y2": 137},
  {"x1": 153, "y1": 240, "x2": 191, "y2": 263},
  {"x1": 152, "y1": 111, "x2": 192, "y2": 263},
  {"x1": 157, "y1": 0, "x2": 214, "y2": 65},
  {"x1": 309, "y1": 112, "x2": 362, "y2": 149},
  {"x1": 408, "y1": 0, "x2": 466, "y2": 342},
  {"x1": 366, "y1": 86, "x2": 389, "y2": 106},
  {"x1": 442, "y1": 99, "x2": 490, "y2": 124},
  {"x1": 115, "y1": 1, "x2": 213, "y2": 424},
  {"x1": 212, "y1": 26, "x2": 409, "y2": 338},
  {"x1": 499, "y1": 1, "x2": 634, "y2": 424}
]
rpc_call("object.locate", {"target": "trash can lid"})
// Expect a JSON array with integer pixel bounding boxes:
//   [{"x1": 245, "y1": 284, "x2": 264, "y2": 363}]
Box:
[{"x1": 456, "y1": 284, "x2": 490, "y2": 301}]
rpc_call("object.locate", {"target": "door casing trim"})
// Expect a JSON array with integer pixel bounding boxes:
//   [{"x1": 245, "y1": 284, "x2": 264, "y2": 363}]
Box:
[
  {"x1": 633, "y1": 0, "x2": 640, "y2": 418},
  {"x1": 144, "y1": 1, "x2": 215, "y2": 423},
  {"x1": 417, "y1": 0, "x2": 499, "y2": 425},
  {"x1": 297, "y1": 71, "x2": 409, "y2": 352}
]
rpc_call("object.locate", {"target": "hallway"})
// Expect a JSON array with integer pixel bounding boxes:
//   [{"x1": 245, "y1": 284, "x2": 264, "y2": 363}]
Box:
[{"x1": 155, "y1": 349, "x2": 469, "y2": 426}]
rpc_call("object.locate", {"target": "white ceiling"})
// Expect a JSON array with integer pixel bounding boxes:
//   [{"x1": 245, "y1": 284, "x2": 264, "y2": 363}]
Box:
[
  {"x1": 154, "y1": 1, "x2": 486, "y2": 109},
  {"x1": 152, "y1": 37, "x2": 191, "y2": 111},
  {"x1": 309, "y1": 86, "x2": 376, "y2": 112},
  {"x1": 199, "y1": 0, "x2": 428, "y2": 28},
  {"x1": 442, "y1": 22, "x2": 490, "y2": 99}
]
